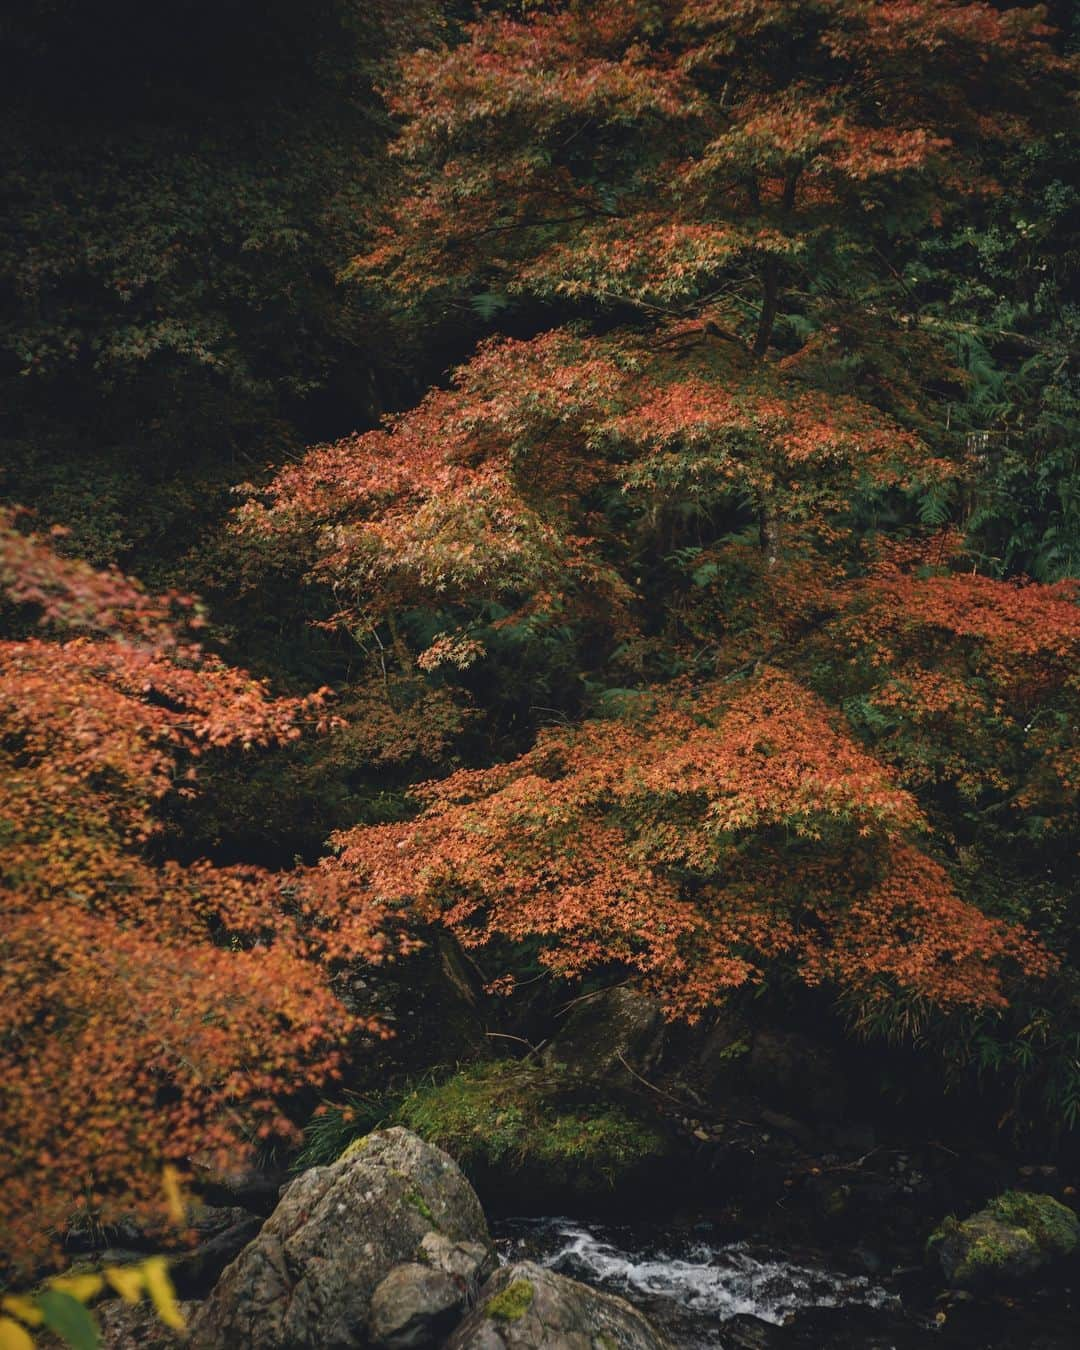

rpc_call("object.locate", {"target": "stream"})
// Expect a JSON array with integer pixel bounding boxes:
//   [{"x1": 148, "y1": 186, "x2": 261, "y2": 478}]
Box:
[
  {"x1": 493, "y1": 1215, "x2": 1079, "y2": 1349},
  {"x1": 495, "y1": 1216, "x2": 900, "y2": 1346}
]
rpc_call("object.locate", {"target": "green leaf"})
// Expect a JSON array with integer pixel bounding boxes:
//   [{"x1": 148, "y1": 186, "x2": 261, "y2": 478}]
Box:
[
  {"x1": 37, "y1": 1292, "x2": 100, "y2": 1350},
  {"x1": 691, "y1": 561, "x2": 721, "y2": 587},
  {"x1": 470, "y1": 291, "x2": 510, "y2": 321}
]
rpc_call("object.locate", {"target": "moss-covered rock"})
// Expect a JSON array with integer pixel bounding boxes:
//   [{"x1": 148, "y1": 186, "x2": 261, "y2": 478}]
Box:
[
  {"x1": 188, "y1": 1128, "x2": 493, "y2": 1349},
  {"x1": 447, "y1": 1262, "x2": 668, "y2": 1349},
  {"x1": 392, "y1": 1061, "x2": 670, "y2": 1208},
  {"x1": 985, "y1": 1191, "x2": 1080, "y2": 1255},
  {"x1": 931, "y1": 1190, "x2": 1079, "y2": 1289}
]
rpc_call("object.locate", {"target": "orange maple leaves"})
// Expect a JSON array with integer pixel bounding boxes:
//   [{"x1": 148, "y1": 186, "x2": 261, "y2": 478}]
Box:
[
  {"x1": 829, "y1": 537, "x2": 1080, "y2": 817},
  {"x1": 360, "y1": 0, "x2": 1066, "y2": 313},
  {"x1": 0, "y1": 513, "x2": 394, "y2": 1267},
  {"x1": 334, "y1": 669, "x2": 1050, "y2": 1022},
  {"x1": 239, "y1": 327, "x2": 946, "y2": 665}
]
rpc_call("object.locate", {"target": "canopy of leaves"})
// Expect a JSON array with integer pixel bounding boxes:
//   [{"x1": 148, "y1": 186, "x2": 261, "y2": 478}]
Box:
[
  {"x1": 238, "y1": 0, "x2": 1076, "y2": 1082},
  {"x1": 3, "y1": 0, "x2": 1080, "y2": 1275},
  {"x1": 0, "y1": 512, "x2": 397, "y2": 1270},
  {"x1": 335, "y1": 668, "x2": 1050, "y2": 1019}
]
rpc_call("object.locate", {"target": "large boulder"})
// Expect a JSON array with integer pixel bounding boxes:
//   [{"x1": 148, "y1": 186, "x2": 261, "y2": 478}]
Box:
[
  {"x1": 932, "y1": 1190, "x2": 1080, "y2": 1289},
  {"x1": 543, "y1": 987, "x2": 665, "y2": 1085},
  {"x1": 445, "y1": 1261, "x2": 670, "y2": 1349},
  {"x1": 189, "y1": 1127, "x2": 494, "y2": 1349}
]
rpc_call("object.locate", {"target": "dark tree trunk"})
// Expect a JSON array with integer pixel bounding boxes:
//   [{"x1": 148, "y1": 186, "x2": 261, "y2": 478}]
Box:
[{"x1": 753, "y1": 258, "x2": 780, "y2": 360}]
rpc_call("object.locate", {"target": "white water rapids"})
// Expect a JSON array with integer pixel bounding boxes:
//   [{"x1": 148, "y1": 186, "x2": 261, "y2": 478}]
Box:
[{"x1": 495, "y1": 1217, "x2": 898, "y2": 1346}]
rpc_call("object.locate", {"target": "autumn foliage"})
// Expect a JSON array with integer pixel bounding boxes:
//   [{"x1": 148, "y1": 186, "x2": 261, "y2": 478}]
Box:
[
  {"x1": 334, "y1": 669, "x2": 1050, "y2": 1020},
  {"x1": 237, "y1": 0, "x2": 1072, "y2": 1043},
  {"x1": 237, "y1": 327, "x2": 945, "y2": 661},
  {"x1": 3, "y1": 0, "x2": 1079, "y2": 1274},
  {"x1": 829, "y1": 536, "x2": 1080, "y2": 821},
  {"x1": 0, "y1": 511, "x2": 395, "y2": 1268},
  {"x1": 365, "y1": 0, "x2": 1065, "y2": 313}
]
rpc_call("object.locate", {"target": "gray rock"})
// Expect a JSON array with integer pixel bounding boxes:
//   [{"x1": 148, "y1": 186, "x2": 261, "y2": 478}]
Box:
[
  {"x1": 719, "y1": 1316, "x2": 786, "y2": 1350},
  {"x1": 418, "y1": 1230, "x2": 497, "y2": 1286},
  {"x1": 189, "y1": 1127, "x2": 493, "y2": 1349},
  {"x1": 445, "y1": 1260, "x2": 670, "y2": 1349},
  {"x1": 544, "y1": 986, "x2": 665, "y2": 1085},
  {"x1": 368, "y1": 1263, "x2": 463, "y2": 1348}
]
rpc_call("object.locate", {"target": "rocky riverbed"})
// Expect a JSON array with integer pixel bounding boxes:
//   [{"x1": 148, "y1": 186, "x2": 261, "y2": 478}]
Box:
[
  {"x1": 83, "y1": 1123, "x2": 1078, "y2": 1349},
  {"x1": 495, "y1": 1214, "x2": 1080, "y2": 1349},
  {"x1": 56, "y1": 975, "x2": 1080, "y2": 1348}
]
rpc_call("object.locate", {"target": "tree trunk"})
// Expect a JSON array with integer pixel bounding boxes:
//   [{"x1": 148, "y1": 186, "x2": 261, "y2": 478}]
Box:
[
  {"x1": 751, "y1": 169, "x2": 797, "y2": 360},
  {"x1": 752, "y1": 257, "x2": 780, "y2": 359}
]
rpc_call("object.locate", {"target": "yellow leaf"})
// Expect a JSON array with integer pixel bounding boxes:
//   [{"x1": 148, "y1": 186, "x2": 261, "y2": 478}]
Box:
[
  {"x1": 162, "y1": 1165, "x2": 186, "y2": 1225},
  {"x1": 141, "y1": 1258, "x2": 185, "y2": 1331},
  {"x1": 48, "y1": 1273, "x2": 103, "y2": 1304},
  {"x1": 0, "y1": 1317, "x2": 34, "y2": 1350},
  {"x1": 0, "y1": 1298, "x2": 40, "y2": 1329},
  {"x1": 104, "y1": 1265, "x2": 144, "y2": 1304}
]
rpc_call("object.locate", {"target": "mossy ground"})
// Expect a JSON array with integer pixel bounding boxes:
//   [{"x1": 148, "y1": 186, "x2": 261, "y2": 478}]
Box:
[
  {"x1": 298, "y1": 1059, "x2": 669, "y2": 1200},
  {"x1": 392, "y1": 1061, "x2": 668, "y2": 1195}
]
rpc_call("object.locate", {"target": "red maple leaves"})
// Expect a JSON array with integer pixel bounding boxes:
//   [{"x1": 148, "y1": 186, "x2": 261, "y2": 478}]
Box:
[
  {"x1": 0, "y1": 512, "x2": 395, "y2": 1267},
  {"x1": 233, "y1": 0, "x2": 1072, "y2": 1068},
  {"x1": 333, "y1": 670, "x2": 1050, "y2": 1021}
]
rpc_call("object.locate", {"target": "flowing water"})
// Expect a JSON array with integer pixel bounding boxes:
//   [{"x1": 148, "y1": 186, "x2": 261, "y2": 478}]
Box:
[{"x1": 494, "y1": 1216, "x2": 900, "y2": 1347}]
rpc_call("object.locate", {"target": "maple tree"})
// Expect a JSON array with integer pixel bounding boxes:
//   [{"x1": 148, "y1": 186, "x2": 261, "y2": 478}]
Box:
[
  {"x1": 236, "y1": 0, "x2": 1073, "y2": 1052},
  {"x1": 364, "y1": 0, "x2": 1066, "y2": 347},
  {"x1": 334, "y1": 668, "x2": 1050, "y2": 1019},
  {"x1": 827, "y1": 532, "x2": 1080, "y2": 830},
  {"x1": 0, "y1": 511, "x2": 397, "y2": 1269},
  {"x1": 242, "y1": 0, "x2": 1070, "y2": 641},
  {"x1": 237, "y1": 325, "x2": 945, "y2": 672}
]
